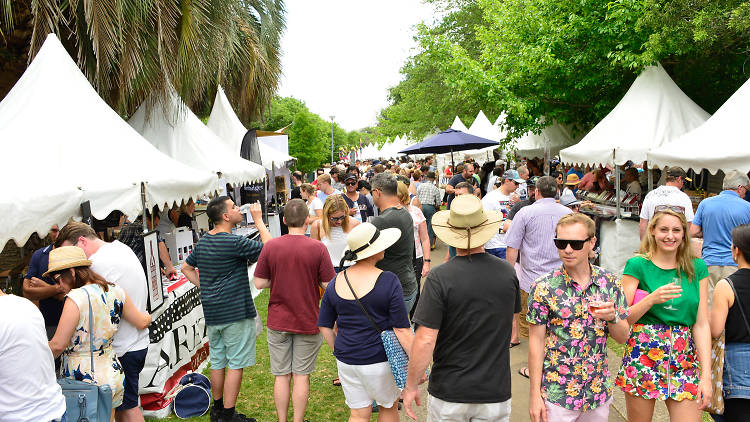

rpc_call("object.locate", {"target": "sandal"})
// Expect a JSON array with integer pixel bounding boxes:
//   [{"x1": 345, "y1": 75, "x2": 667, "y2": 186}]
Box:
[
  {"x1": 510, "y1": 341, "x2": 521, "y2": 348},
  {"x1": 332, "y1": 377, "x2": 341, "y2": 387},
  {"x1": 518, "y1": 367, "x2": 530, "y2": 379}
]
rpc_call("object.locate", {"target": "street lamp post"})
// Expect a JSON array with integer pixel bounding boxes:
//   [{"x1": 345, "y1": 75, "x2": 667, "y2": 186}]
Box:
[{"x1": 330, "y1": 115, "x2": 335, "y2": 164}]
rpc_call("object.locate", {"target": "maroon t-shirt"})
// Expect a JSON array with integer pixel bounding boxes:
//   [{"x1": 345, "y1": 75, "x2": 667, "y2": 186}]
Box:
[{"x1": 254, "y1": 234, "x2": 336, "y2": 334}]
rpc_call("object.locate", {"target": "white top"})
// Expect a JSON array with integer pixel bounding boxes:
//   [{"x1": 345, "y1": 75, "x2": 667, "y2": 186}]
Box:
[
  {"x1": 308, "y1": 197, "x2": 323, "y2": 217},
  {"x1": 0, "y1": 295, "x2": 65, "y2": 422},
  {"x1": 639, "y1": 185, "x2": 695, "y2": 222},
  {"x1": 626, "y1": 180, "x2": 642, "y2": 195},
  {"x1": 321, "y1": 226, "x2": 352, "y2": 268},
  {"x1": 516, "y1": 181, "x2": 529, "y2": 201},
  {"x1": 408, "y1": 205, "x2": 427, "y2": 258},
  {"x1": 482, "y1": 189, "x2": 512, "y2": 249},
  {"x1": 90, "y1": 241, "x2": 150, "y2": 355}
]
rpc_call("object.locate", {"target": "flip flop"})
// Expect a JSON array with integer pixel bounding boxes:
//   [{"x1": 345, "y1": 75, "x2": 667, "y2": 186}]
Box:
[
  {"x1": 332, "y1": 377, "x2": 341, "y2": 387},
  {"x1": 510, "y1": 341, "x2": 521, "y2": 348},
  {"x1": 518, "y1": 367, "x2": 530, "y2": 379}
]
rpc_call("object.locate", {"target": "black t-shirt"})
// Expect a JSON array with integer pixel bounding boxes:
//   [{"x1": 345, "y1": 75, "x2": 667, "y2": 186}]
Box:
[
  {"x1": 290, "y1": 186, "x2": 302, "y2": 200},
  {"x1": 372, "y1": 207, "x2": 417, "y2": 295},
  {"x1": 447, "y1": 174, "x2": 477, "y2": 208},
  {"x1": 413, "y1": 253, "x2": 521, "y2": 403},
  {"x1": 726, "y1": 269, "x2": 750, "y2": 343}
]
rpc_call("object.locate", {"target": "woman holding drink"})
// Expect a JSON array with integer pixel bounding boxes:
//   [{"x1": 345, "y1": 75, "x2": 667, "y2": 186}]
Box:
[{"x1": 615, "y1": 207, "x2": 712, "y2": 421}]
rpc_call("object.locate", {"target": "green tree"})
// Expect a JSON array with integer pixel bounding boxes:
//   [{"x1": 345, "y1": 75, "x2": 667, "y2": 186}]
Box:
[{"x1": 288, "y1": 110, "x2": 328, "y2": 172}]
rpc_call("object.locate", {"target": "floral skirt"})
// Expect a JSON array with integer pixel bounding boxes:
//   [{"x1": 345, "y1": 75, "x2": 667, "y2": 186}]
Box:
[{"x1": 615, "y1": 323, "x2": 700, "y2": 401}]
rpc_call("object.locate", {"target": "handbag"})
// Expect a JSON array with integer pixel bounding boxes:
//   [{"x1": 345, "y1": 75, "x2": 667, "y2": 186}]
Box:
[
  {"x1": 342, "y1": 270, "x2": 410, "y2": 389},
  {"x1": 166, "y1": 372, "x2": 211, "y2": 419},
  {"x1": 58, "y1": 288, "x2": 113, "y2": 422}
]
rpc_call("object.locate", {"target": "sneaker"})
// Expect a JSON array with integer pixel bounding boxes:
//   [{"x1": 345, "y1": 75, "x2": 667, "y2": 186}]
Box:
[
  {"x1": 219, "y1": 410, "x2": 257, "y2": 422},
  {"x1": 209, "y1": 405, "x2": 221, "y2": 422}
]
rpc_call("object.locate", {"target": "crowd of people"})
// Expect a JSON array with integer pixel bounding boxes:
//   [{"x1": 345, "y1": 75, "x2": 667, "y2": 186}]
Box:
[{"x1": 4, "y1": 153, "x2": 750, "y2": 422}]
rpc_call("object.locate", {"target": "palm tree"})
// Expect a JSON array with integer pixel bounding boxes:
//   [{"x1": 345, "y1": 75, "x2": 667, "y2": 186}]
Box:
[{"x1": 1, "y1": 0, "x2": 284, "y2": 122}]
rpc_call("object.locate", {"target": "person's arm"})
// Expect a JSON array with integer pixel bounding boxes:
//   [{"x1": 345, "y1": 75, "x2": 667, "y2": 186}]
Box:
[
  {"x1": 393, "y1": 326, "x2": 415, "y2": 356},
  {"x1": 690, "y1": 223, "x2": 703, "y2": 238},
  {"x1": 710, "y1": 279, "x2": 732, "y2": 338},
  {"x1": 319, "y1": 326, "x2": 336, "y2": 351},
  {"x1": 158, "y1": 241, "x2": 177, "y2": 278},
  {"x1": 403, "y1": 326, "x2": 438, "y2": 420},
  {"x1": 622, "y1": 274, "x2": 681, "y2": 324},
  {"x1": 23, "y1": 277, "x2": 63, "y2": 301},
  {"x1": 248, "y1": 202, "x2": 272, "y2": 243},
  {"x1": 412, "y1": 196, "x2": 422, "y2": 211},
  {"x1": 639, "y1": 218, "x2": 648, "y2": 240},
  {"x1": 418, "y1": 221, "x2": 431, "y2": 277},
  {"x1": 348, "y1": 217, "x2": 361, "y2": 229},
  {"x1": 254, "y1": 277, "x2": 271, "y2": 290},
  {"x1": 310, "y1": 220, "x2": 321, "y2": 240},
  {"x1": 48, "y1": 298, "x2": 79, "y2": 358},
  {"x1": 122, "y1": 291, "x2": 152, "y2": 329},
  {"x1": 528, "y1": 323, "x2": 548, "y2": 422},
  {"x1": 592, "y1": 302, "x2": 630, "y2": 343},
  {"x1": 693, "y1": 276, "x2": 713, "y2": 409},
  {"x1": 506, "y1": 247, "x2": 519, "y2": 266},
  {"x1": 181, "y1": 262, "x2": 200, "y2": 288},
  {"x1": 445, "y1": 182, "x2": 455, "y2": 195}
]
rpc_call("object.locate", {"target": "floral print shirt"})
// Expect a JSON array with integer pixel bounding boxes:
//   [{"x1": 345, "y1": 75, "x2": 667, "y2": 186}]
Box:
[{"x1": 527, "y1": 265, "x2": 629, "y2": 411}]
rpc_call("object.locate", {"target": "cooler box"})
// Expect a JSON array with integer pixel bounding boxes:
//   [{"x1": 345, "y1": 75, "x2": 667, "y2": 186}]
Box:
[{"x1": 164, "y1": 228, "x2": 194, "y2": 266}]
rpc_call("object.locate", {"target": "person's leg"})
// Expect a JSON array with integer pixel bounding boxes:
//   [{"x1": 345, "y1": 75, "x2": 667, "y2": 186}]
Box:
[
  {"x1": 206, "y1": 323, "x2": 228, "y2": 410},
  {"x1": 375, "y1": 402, "x2": 399, "y2": 422},
  {"x1": 223, "y1": 318, "x2": 257, "y2": 417},
  {"x1": 223, "y1": 368, "x2": 244, "y2": 408},
  {"x1": 664, "y1": 398, "x2": 702, "y2": 422},
  {"x1": 624, "y1": 393, "x2": 656, "y2": 422},
  {"x1": 349, "y1": 407, "x2": 372, "y2": 422},
  {"x1": 115, "y1": 348, "x2": 148, "y2": 422},
  {"x1": 403, "y1": 290, "x2": 417, "y2": 316},
  {"x1": 273, "y1": 374, "x2": 292, "y2": 422},
  {"x1": 543, "y1": 400, "x2": 580, "y2": 422},
  {"x1": 510, "y1": 314, "x2": 520, "y2": 345},
  {"x1": 291, "y1": 374, "x2": 310, "y2": 422},
  {"x1": 723, "y1": 398, "x2": 750, "y2": 421},
  {"x1": 210, "y1": 369, "x2": 226, "y2": 403},
  {"x1": 576, "y1": 398, "x2": 611, "y2": 422},
  {"x1": 518, "y1": 290, "x2": 530, "y2": 339}
]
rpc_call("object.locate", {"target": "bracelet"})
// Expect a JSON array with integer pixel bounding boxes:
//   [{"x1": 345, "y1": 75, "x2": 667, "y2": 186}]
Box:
[{"x1": 424, "y1": 259, "x2": 431, "y2": 262}]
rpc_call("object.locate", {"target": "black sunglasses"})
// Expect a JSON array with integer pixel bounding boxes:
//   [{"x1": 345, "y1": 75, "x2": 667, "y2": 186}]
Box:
[
  {"x1": 329, "y1": 215, "x2": 346, "y2": 222},
  {"x1": 345, "y1": 181, "x2": 357, "y2": 186},
  {"x1": 553, "y1": 237, "x2": 592, "y2": 250}
]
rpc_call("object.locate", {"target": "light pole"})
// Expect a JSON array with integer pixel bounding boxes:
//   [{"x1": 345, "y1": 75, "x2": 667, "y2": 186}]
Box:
[{"x1": 330, "y1": 115, "x2": 335, "y2": 164}]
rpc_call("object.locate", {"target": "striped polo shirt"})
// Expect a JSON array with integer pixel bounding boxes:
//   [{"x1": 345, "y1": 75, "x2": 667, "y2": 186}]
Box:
[{"x1": 185, "y1": 232, "x2": 263, "y2": 325}]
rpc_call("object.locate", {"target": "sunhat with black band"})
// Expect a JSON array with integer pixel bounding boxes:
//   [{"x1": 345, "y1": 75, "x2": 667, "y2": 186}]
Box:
[
  {"x1": 43, "y1": 246, "x2": 92, "y2": 276},
  {"x1": 431, "y1": 195, "x2": 503, "y2": 249},
  {"x1": 338, "y1": 223, "x2": 402, "y2": 267}
]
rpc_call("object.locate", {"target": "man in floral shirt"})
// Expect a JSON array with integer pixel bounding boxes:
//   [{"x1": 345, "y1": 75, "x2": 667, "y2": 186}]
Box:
[{"x1": 527, "y1": 214, "x2": 630, "y2": 422}]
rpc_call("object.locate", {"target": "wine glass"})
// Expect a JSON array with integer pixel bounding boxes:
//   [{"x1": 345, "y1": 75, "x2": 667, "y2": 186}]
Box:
[{"x1": 663, "y1": 277, "x2": 680, "y2": 310}]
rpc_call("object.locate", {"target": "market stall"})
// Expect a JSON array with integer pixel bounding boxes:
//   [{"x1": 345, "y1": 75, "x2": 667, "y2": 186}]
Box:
[
  {"x1": 560, "y1": 64, "x2": 710, "y2": 273},
  {"x1": 514, "y1": 120, "x2": 580, "y2": 161}
]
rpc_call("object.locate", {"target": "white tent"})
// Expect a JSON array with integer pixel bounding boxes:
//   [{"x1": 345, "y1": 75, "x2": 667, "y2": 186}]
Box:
[
  {"x1": 207, "y1": 87, "x2": 295, "y2": 170},
  {"x1": 515, "y1": 121, "x2": 579, "y2": 160},
  {"x1": 560, "y1": 64, "x2": 710, "y2": 167},
  {"x1": 0, "y1": 34, "x2": 216, "y2": 246},
  {"x1": 129, "y1": 88, "x2": 265, "y2": 187},
  {"x1": 464, "y1": 110, "x2": 503, "y2": 162},
  {"x1": 648, "y1": 77, "x2": 750, "y2": 174},
  {"x1": 451, "y1": 116, "x2": 469, "y2": 132}
]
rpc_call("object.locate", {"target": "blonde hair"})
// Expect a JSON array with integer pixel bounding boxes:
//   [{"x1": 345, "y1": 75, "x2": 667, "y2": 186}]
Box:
[
  {"x1": 397, "y1": 181, "x2": 410, "y2": 205},
  {"x1": 556, "y1": 213, "x2": 596, "y2": 238},
  {"x1": 317, "y1": 173, "x2": 332, "y2": 185},
  {"x1": 640, "y1": 209, "x2": 696, "y2": 281},
  {"x1": 321, "y1": 194, "x2": 351, "y2": 236}
]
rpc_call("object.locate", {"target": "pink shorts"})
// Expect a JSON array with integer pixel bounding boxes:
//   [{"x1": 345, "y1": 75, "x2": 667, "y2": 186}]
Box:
[{"x1": 545, "y1": 399, "x2": 611, "y2": 422}]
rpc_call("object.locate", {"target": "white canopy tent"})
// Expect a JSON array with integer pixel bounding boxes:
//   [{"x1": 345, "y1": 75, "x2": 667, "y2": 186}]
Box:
[
  {"x1": 207, "y1": 87, "x2": 295, "y2": 170},
  {"x1": 560, "y1": 64, "x2": 710, "y2": 167},
  {"x1": 648, "y1": 76, "x2": 750, "y2": 174},
  {"x1": 451, "y1": 116, "x2": 469, "y2": 132},
  {"x1": 515, "y1": 121, "x2": 579, "y2": 160},
  {"x1": 0, "y1": 34, "x2": 216, "y2": 246},
  {"x1": 464, "y1": 110, "x2": 503, "y2": 163},
  {"x1": 129, "y1": 88, "x2": 265, "y2": 187}
]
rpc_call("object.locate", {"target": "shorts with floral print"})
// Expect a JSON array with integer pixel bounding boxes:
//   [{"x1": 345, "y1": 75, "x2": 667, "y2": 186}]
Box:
[{"x1": 615, "y1": 323, "x2": 700, "y2": 401}]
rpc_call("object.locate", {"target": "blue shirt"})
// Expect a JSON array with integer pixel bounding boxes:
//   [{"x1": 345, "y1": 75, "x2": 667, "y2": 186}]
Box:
[
  {"x1": 694, "y1": 190, "x2": 750, "y2": 266},
  {"x1": 25, "y1": 245, "x2": 64, "y2": 327},
  {"x1": 185, "y1": 232, "x2": 263, "y2": 325},
  {"x1": 317, "y1": 271, "x2": 411, "y2": 365}
]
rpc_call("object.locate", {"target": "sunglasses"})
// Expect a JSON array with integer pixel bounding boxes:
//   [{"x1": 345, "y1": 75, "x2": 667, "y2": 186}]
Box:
[
  {"x1": 654, "y1": 205, "x2": 686, "y2": 214},
  {"x1": 553, "y1": 237, "x2": 592, "y2": 250},
  {"x1": 329, "y1": 215, "x2": 346, "y2": 222},
  {"x1": 51, "y1": 270, "x2": 68, "y2": 282},
  {"x1": 345, "y1": 181, "x2": 357, "y2": 186}
]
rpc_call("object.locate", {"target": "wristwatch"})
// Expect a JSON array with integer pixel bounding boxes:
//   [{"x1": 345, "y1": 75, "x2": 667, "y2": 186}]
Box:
[{"x1": 424, "y1": 259, "x2": 431, "y2": 263}]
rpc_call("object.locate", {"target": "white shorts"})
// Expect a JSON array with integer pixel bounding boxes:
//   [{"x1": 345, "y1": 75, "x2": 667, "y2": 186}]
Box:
[
  {"x1": 336, "y1": 360, "x2": 401, "y2": 409},
  {"x1": 428, "y1": 394, "x2": 511, "y2": 422}
]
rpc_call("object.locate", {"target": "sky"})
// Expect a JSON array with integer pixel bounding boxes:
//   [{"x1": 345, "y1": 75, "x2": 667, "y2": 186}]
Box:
[{"x1": 277, "y1": 0, "x2": 437, "y2": 131}]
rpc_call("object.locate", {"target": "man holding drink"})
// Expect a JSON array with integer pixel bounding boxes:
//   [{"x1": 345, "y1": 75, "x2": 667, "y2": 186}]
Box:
[{"x1": 527, "y1": 213, "x2": 630, "y2": 422}]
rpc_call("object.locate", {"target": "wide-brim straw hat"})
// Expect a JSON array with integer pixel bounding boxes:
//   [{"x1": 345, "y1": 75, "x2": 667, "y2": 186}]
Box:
[
  {"x1": 432, "y1": 195, "x2": 503, "y2": 249},
  {"x1": 344, "y1": 223, "x2": 401, "y2": 262},
  {"x1": 43, "y1": 246, "x2": 92, "y2": 276},
  {"x1": 565, "y1": 173, "x2": 581, "y2": 186}
]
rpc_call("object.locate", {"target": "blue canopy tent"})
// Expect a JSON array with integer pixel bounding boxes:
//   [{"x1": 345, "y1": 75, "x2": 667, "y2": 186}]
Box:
[{"x1": 399, "y1": 128, "x2": 499, "y2": 168}]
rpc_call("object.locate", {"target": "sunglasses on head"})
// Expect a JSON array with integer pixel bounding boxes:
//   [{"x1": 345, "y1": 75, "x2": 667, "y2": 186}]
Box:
[
  {"x1": 329, "y1": 215, "x2": 346, "y2": 222},
  {"x1": 553, "y1": 237, "x2": 591, "y2": 250},
  {"x1": 654, "y1": 205, "x2": 686, "y2": 214}
]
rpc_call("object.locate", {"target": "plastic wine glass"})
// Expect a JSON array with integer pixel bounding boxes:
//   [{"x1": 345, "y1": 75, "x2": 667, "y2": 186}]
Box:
[{"x1": 663, "y1": 277, "x2": 680, "y2": 311}]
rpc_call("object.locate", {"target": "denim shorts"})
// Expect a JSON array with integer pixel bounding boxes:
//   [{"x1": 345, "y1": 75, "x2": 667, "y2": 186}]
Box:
[
  {"x1": 207, "y1": 318, "x2": 257, "y2": 370},
  {"x1": 724, "y1": 342, "x2": 750, "y2": 400}
]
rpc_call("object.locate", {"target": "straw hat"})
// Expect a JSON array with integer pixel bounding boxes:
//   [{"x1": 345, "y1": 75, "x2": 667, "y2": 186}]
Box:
[
  {"x1": 43, "y1": 246, "x2": 92, "y2": 276},
  {"x1": 343, "y1": 223, "x2": 401, "y2": 262},
  {"x1": 565, "y1": 173, "x2": 581, "y2": 186},
  {"x1": 431, "y1": 195, "x2": 503, "y2": 249}
]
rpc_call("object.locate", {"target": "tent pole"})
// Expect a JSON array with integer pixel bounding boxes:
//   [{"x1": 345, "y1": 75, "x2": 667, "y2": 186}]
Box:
[
  {"x1": 615, "y1": 163, "x2": 621, "y2": 220},
  {"x1": 450, "y1": 149, "x2": 455, "y2": 171},
  {"x1": 544, "y1": 136, "x2": 551, "y2": 176},
  {"x1": 647, "y1": 163, "x2": 654, "y2": 192},
  {"x1": 264, "y1": 172, "x2": 269, "y2": 225},
  {"x1": 140, "y1": 182, "x2": 148, "y2": 233}
]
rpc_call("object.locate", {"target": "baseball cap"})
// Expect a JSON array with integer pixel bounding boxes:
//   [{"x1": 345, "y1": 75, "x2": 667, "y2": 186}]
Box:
[
  {"x1": 344, "y1": 173, "x2": 358, "y2": 182},
  {"x1": 666, "y1": 167, "x2": 692, "y2": 182},
  {"x1": 527, "y1": 176, "x2": 540, "y2": 187},
  {"x1": 503, "y1": 169, "x2": 524, "y2": 183}
]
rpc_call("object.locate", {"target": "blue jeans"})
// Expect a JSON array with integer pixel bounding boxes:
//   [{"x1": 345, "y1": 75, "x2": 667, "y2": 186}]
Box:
[
  {"x1": 404, "y1": 290, "x2": 418, "y2": 315},
  {"x1": 422, "y1": 204, "x2": 437, "y2": 244},
  {"x1": 724, "y1": 342, "x2": 750, "y2": 399},
  {"x1": 485, "y1": 247, "x2": 507, "y2": 260}
]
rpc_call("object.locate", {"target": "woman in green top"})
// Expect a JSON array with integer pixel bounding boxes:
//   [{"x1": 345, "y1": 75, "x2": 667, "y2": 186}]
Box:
[{"x1": 615, "y1": 209, "x2": 712, "y2": 421}]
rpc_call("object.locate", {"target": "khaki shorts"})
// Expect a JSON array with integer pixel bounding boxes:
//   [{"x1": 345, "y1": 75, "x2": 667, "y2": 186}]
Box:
[
  {"x1": 519, "y1": 290, "x2": 529, "y2": 339},
  {"x1": 267, "y1": 329, "x2": 323, "y2": 375},
  {"x1": 708, "y1": 265, "x2": 737, "y2": 307},
  {"x1": 428, "y1": 394, "x2": 511, "y2": 422}
]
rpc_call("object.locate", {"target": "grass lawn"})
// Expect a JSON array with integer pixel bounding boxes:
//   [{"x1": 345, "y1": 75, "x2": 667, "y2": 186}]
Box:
[{"x1": 162, "y1": 289, "x2": 372, "y2": 421}]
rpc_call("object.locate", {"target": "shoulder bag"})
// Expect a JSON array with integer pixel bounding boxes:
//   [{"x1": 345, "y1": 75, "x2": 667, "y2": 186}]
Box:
[
  {"x1": 58, "y1": 287, "x2": 113, "y2": 422},
  {"x1": 342, "y1": 270, "x2": 410, "y2": 389}
]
